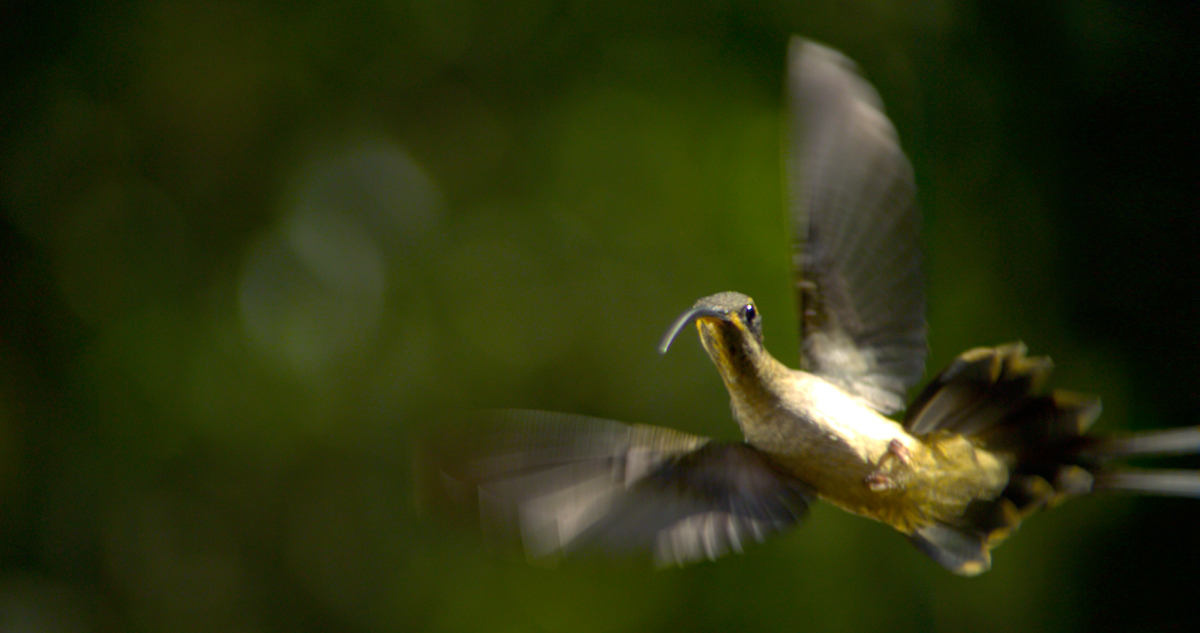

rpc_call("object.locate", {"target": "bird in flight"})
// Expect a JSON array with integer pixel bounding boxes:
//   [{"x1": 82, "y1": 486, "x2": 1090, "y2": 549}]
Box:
[{"x1": 423, "y1": 38, "x2": 1199, "y2": 576}]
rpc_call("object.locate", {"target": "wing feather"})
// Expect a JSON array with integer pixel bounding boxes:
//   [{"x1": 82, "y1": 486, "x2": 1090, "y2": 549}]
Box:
[
  {"x1": 787, "y1": 39, "x2": 926, "y2": 414},
  {"x1": 424, "y1": 410, "x2": 813, "y2": 566}
]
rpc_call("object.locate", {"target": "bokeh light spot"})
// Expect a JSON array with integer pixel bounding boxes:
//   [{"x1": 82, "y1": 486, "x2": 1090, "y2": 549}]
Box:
[
  {"x1": 238, "y1": 209, "x2": 386, "y2": 378},
  {"x1": 290, "y1": 138, "x2": 444, "y2": 252},
  {"x1": 238, "y1": 137, "x2": 443, "y2": 380}
]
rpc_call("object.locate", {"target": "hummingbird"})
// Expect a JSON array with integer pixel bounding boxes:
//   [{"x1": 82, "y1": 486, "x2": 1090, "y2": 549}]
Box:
[{"x1": 424, "y1": 38, "x2": 1200, "y2": 576}]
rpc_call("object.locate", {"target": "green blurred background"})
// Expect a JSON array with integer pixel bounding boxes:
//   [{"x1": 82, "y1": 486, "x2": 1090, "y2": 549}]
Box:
[{"x1": 1, "y1": 1, "x2": 1196, "y2": 631}]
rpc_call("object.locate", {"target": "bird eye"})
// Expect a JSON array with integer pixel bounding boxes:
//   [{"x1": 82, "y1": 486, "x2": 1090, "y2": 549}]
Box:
[{"x1": 743, "y1": 304, "x2": 757, "y2": 322}]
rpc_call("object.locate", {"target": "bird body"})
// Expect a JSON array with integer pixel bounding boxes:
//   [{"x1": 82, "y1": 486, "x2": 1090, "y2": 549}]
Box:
[
  {"x1": 680, "y1": 293, "x2": 1014, "y2": 544},
  {"x1": 691, "y1": 312, "x2": 934, "y2": 526},
  {"x1": 424, "y1": 38, "x2": 1199, "y2": 576}
]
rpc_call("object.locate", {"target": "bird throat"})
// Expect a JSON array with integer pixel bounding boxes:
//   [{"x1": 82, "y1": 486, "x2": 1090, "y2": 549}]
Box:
[{"x1": 695, "y1": 319, "x2": 789, "y2": 432}]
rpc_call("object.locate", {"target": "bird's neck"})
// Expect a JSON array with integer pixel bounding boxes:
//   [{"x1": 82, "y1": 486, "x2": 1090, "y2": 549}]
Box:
[{"x1": 715, "y1": 349, "x2": 796, "y2": 437}]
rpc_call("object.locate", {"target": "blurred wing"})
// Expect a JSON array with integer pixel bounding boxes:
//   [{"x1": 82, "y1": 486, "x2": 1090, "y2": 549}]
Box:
[
  {"x1": 787, "y1": 38, "x2": 927, "y2": 414},
  {"x1": 423, "y1": 410, "x2": 813, "y2": 566}
]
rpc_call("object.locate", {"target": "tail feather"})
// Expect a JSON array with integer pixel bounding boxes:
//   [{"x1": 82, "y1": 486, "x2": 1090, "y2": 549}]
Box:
[
  {"x1": 904, "y1": 342, "x2": 1057, "y2": 437},
  {"x1": 1087, "y1": 426, "x2": 1200, "y2": 459},
  {"x1": 903, "y1": 343, "x2": 1198, "y2": 575},
  {"x1": 1094, "y1": 470, "x2": 1200, "y2": 498}
]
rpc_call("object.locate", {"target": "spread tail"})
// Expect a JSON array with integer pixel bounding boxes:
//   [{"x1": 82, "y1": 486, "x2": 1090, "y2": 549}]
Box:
[{"x1": 902, "y1": 343, "x2": 1198, "y2": 575}]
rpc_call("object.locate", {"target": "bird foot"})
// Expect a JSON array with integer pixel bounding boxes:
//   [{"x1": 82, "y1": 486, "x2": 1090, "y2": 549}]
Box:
[{"x1": 866, "y1": 439, "x2": 912, "y2": 492}]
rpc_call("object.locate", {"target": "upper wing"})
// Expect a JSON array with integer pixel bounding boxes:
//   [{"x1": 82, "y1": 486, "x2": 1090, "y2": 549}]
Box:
[
  {"x1": 423, "y1": 410, "x2": 813, "y2": 566},
  {"x1": 786, "y1": 39, "x2": 927, "y2": 414}
]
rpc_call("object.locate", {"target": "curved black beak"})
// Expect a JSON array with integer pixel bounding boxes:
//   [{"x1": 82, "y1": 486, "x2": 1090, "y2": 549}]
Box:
[{"x1": 658, "y1": 306, "x2": 727, "y2": 354}]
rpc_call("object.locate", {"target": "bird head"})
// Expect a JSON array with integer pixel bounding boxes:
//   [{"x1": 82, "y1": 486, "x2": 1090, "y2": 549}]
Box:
[{"x1": 659, "y1": 292, "x2": 767, "y2": 386}]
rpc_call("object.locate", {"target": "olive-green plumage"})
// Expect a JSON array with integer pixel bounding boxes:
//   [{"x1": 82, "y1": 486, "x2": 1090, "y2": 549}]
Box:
[{"x1": 666, "y1": 292, "x2": 1107, "y2": 574}]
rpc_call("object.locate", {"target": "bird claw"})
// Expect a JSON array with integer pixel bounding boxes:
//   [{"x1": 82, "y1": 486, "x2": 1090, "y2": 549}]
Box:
[{"x1": 866, "y1": 439, "x2": 912, "y2": 492}]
